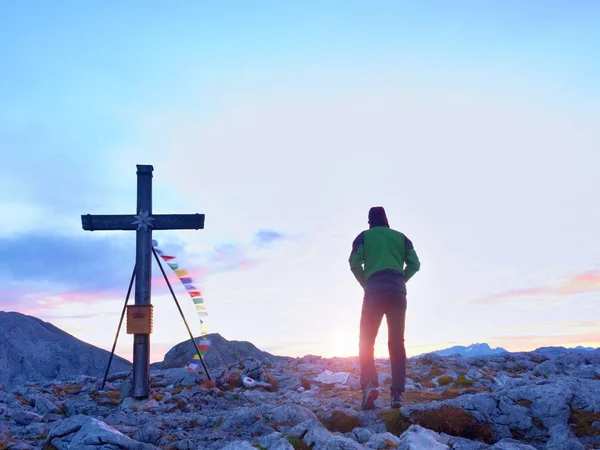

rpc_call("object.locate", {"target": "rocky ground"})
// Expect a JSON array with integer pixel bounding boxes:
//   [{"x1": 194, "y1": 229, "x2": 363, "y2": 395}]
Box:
[{"x1": 1, "y1": 350, "x2": 600, "y2": 450}]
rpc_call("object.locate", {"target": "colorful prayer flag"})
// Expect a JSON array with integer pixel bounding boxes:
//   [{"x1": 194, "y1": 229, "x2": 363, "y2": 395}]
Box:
[{"x1": 152, "y1": 240, "x2": 211, "y2": 361}]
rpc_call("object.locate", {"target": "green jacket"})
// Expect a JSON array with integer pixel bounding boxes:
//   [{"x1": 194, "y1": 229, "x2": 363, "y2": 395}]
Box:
[{"x1": 349, "y1": 226, "x2": 421, "y2": 291}]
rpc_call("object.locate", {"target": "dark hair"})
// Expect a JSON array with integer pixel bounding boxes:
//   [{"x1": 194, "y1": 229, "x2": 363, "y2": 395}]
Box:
[{"x1": 368, "y1": 206, "x2": 389, "y2": 228}]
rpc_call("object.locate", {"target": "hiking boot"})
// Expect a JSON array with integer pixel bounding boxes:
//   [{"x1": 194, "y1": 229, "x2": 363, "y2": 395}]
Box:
[
  {"x1": 391, "y1": 390, "x2": 403, "y2": 409},
  {"x1": 361, "y1": 383, "x2": 379, "y2": 410}
]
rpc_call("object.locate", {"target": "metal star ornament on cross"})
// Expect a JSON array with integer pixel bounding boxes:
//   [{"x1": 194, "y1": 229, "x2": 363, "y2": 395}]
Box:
[{"x1": 132, "y1": 210, "x2": 155, "y2": 231}]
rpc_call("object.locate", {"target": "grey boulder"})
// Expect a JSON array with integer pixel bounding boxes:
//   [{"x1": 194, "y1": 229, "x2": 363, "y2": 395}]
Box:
[
  {"x1": 45, "y1": 414, "x2": 158, "y2": 450},
  {"x1": 396, "y1": 425, "x2": 450, "y2": 449}
]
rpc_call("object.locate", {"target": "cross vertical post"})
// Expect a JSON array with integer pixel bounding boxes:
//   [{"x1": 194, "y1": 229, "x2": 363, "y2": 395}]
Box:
[{"x1": 133, "y1": 165, "x2": 153, "y2": 398}]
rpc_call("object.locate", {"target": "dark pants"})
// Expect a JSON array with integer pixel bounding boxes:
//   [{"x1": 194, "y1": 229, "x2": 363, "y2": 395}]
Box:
[{"x1": 359, "y1": 289, "x2": 407, "y2": 393}]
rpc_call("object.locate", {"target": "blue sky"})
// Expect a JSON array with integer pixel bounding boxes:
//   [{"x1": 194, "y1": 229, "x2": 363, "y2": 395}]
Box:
[{"x1": 1, "y1": 1, "x2": 599, "y2": 362}]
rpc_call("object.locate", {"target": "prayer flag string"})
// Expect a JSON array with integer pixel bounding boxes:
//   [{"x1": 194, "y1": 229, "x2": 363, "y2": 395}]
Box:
[{"x1": 152, "y1": 239, "x2": 210, "y2": 368}]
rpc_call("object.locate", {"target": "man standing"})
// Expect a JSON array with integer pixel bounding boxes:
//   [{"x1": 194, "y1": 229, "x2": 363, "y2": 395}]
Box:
[{"x1": 349, "y1": 206, "x2": 421, "y2": 410}]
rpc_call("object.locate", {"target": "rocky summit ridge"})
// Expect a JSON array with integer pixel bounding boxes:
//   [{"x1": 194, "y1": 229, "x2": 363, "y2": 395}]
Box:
[
  {"x1": 1, "y1": 314, "x2": 600, "y2": 449},
  {"x1": 0, "y1": 312, "x2": 285, "y2": 389},
  {"x1": 152, "y1": 333, "x2": 288, "y2": 370}
]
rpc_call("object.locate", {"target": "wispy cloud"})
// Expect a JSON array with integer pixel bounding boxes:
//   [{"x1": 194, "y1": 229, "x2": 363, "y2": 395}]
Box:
[
  {"x1": 0, "y1": 232, "x2": 135, "y2": 310},
  {"x1": 471, "y1": 269, "x2": 600, "y2": 305},
  {"x1": 253, "y1": 229, "x2": 286, "y2": 248},
  {"x1": 0, "y1": 228, "x2": 291, "y2": 318},
  {"x1": 153, "y1": 229, "x2": 290, "y2": 281},
  {"x1": 0, "y1": 232, "x2": 134, "y2": 289},
  {"x1": 209, "y1": 242, "x2": 252, "y2": 272}
]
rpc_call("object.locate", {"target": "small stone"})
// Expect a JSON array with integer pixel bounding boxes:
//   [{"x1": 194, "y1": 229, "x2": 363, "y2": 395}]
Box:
[
  {"x1": 243, "y1": 389, "x2": 269, "y2": 403},
  {"x1": 221, "y1": 441, "x2": 256, "y2": 449},
  {"x1": 262, "y1": 404, "x2": 319, "y2": 425},
  {"x1": 353, "y1": 427, "x2": 374, "y2": 444},
  {"x1": 303, "y1": 426, "x2": 334, "y2": 447},
  {"x1": 258, "y1": 432, "x2": 295, "y2": 449},
  {"x1": 241, "y1": 357, "x2": 267, "y2": 382},
  {"x1": 545, "y1": 424, "x2": 585, "y2": 450},
  {"x1": 488, "y1": 438, "x2": 538, "y2": 449},
  {"x1": 12, "y1": 410, "x2": 43, "y2": 426},
  {"x1": 118, "y1": 378, "x2": 133, "y2": 398},
  {"x1": 325, "y1": 435, "x2": 367, "y2": 449},
  {"x1": 219, "y1": 407, "x2": 263, "y2": 432},
  {"x1": 366, "y1": 432, "x2": 401, "y2": 449},
  {"x1": 395, "y1": 425, "x2": 449, "y2": 449},
  {"x1": 287, "y1": 420, "x2": 313, "y2": 439},
  {"x1": 132, "y1": 425, "x2": 163, "y2": 444},
  {"x1": 4, "y1": 443, "x2": 34, "y2": 450},
  {"x1": 33, "y1": 394, "x2": 61, "y2": 415}
]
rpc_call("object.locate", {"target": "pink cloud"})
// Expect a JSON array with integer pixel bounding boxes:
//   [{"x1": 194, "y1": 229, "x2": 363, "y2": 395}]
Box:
[
  {"x1": 557, "y1": 269, "x2": 600, "y2": 295},
  {"x1": 0, "y1": 266, "x2": 206, "y2": 317},
  {"x1": 472, "y1": 269, "x2": 600, "y2": 305},
  {"x1": 473, "y1": 287, "x2": 554, "y2": 305},
  {"x1": 0, "y1": 288, "x2": 125, "y2": 320}
]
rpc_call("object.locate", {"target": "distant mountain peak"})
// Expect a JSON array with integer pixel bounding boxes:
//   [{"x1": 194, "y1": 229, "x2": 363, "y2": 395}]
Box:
[
  {"x1": 0, "y1": 310, "x2": 131, "y2": 387},
  {"x1": 420, "y1": 342, "x2": 509, "y2": 358},
  {"x1": 415, "y1": 341, "x2": 600, "y2": 359}
]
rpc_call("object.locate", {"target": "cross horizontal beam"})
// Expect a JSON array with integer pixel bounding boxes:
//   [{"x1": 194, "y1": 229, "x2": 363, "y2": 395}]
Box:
[{"x1": 81, "y1": 214, "x2": 205, "y2": 231}]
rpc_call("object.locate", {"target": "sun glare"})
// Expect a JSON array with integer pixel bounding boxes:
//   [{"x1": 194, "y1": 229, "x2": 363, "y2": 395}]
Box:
[
  {"x1": 323, "y1": 325, "x2": 417, "y2": 359},
  {"x1": 322, "y1": 329, "x2": 358, "y2": 358}
]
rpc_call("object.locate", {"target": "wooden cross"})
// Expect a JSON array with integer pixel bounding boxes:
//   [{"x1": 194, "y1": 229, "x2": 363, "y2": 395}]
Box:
[{"x1": 81, "y1": 165, "x2": 204, "y2": 398}]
